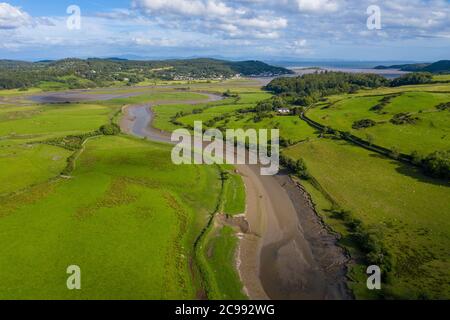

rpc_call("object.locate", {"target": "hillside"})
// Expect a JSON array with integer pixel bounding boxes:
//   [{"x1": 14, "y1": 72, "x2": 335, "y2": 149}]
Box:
[
  {"x1": 0, "y1": 58, "x2": 292, "y2": 90},
  {"x1": 375, "y1": 60, "x2": 450, "y2": 73},
  {"x1": 422, "y1": 60, "x2": 450, "y2": 73}
]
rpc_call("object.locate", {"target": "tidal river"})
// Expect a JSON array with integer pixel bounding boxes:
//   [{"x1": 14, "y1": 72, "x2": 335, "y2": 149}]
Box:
[
  {"x1": 30, "y1": 88, "x2": 351, "y2": 300},
  {"x1": 120, "y1": 97, "x2": 351, "y2": 300}
]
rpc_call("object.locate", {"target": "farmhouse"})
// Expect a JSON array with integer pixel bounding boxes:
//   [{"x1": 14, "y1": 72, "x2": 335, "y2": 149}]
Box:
[{"x1": 277, "y1": 108, "x2": 291, "y2": 115}]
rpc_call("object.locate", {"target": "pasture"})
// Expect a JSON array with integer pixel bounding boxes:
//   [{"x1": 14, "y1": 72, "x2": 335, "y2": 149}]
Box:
[
  {"x1": 307, "y1": 87, "x2": 450, "y2": 155},
  {"x1": 284, "y1": 138, "x2": 450, "y2": 299},
  {"x1": 0, "y1": 135, "x2": 227, "y2": 299}
]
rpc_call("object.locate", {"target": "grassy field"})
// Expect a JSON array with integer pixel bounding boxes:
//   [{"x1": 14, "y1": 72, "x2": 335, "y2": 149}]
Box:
[
  {"x1": 152, "y1": 90, "x2": 271, "y2": 133},
  {"x1": 200, "y1": 225, "x2": 246, "y2": 300},
  {"x1": 284, "y1": 138, "x2": 450, "y2": 299},
  {"x1": 215, "y1": 114, "x2": 317, "y2": 143},
  {"x1": 307, "y1": 86, "x2": 450, "y2": 155},
  {"x1": 433, "y1": 74, "x2": 450, "y2": 82},
  {"x1": 2, "y1": 77, "x2": 448, "y2": 301},
  {"x1": 221, "y1": 172, "x2": 246, "y2": 215},
  {"x1": 0, "y1": 84, "x2": 248, "y2": 300},
  {"x1": 0, "y1": 144, "x2": 71, "y2": 195},
  {"x1": 0, "y1": 135, "x2": 227, "y2": 299},
  {"x1": 0, "y1": 103, "x2": 113, "y2": 142}
]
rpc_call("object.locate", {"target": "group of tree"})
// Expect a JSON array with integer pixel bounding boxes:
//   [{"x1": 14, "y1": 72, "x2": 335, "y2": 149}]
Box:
[
  {"x1": 390, "y1": 72, "x2": 433, "y2": 87},
  {"x1": 0, "y1": 58, "x2": 292, "y2": 90},
  {"x1": 265, "y1": 71, "x2": 390, "y2": 106},
  {"x1": 265, "y1": 70, "x2": 447, "y2": 107},
  {"x1": 412, "y1": 150, "x2": 450, "y2": 180}
]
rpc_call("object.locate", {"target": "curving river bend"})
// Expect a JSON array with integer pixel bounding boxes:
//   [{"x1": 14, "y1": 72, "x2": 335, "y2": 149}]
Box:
[
  {"x1": 121, "y1": 99, "x2": 351, "y2": 300},
  {"x1": 31, "y1": 89, "x2": 351, "y2": 300}
]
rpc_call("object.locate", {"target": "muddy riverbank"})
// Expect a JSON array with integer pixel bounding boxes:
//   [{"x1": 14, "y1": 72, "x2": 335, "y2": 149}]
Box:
[{"x1": 121, "y1": 101, "x2": 351, "y2": 300}]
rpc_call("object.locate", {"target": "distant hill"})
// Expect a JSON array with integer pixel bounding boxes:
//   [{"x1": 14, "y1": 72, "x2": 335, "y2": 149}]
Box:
[
  {"x1": 422, "y1": 60, "x2": 450, "y2": 73},
  {"x1": 375, "y1": 60, "x2": 450, "y2": 73},
  {"x1": 0, "y1": 58, "x2": 293, "y2": 90}
]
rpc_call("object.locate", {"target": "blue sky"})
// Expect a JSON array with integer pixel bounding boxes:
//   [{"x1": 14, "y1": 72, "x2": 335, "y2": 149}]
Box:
[{"x1": 0, "y1": 0, "x2": 449, "y2": 61}]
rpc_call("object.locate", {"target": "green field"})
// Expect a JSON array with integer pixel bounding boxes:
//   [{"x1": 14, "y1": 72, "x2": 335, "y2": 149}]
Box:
[
  {"x1": 216, "y1": 114, "x2": 317, "y2": 143},
  {"x1": 433, "y1": 74, "x2": 450, "y2": 82},
  {"x1": 153, "y1": 91, "x2": 271, "y2": 133},
  {"x1": 307, "y1": 87, "x2": 450, "y2": 155},
  {"x1": 0, "y1": 135, "x2": 228, "y2": 299},
  {"x1": 200, "y1": 225, "x2": 246, "y2": 300},
  {"x1": 0, "y1": 144, "x2": 72, "y2": 195},
  {"x1": 1, "y1": 77, "x2": 449, "y2": 300},
  {"x1": 221, "y1": 172, "x2": 246, "y2": 215},
  {"x1": 0, "y1": 103, "x2": 113, "y2": 142},
  {"x1": 284, "y1": 137, "x2": 450, "y2": 299},
  {"x1": 0, "y1": 84, "x2": 247, "y2": 300}
]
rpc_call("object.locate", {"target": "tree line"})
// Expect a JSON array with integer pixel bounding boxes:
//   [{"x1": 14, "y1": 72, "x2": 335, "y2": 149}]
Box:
[
  {"x1": 265, "y1": 71, "x2": 435, "y2": 107},
  {"x1": 0, "y1": 58, "x2": 292, "y2": 90}
]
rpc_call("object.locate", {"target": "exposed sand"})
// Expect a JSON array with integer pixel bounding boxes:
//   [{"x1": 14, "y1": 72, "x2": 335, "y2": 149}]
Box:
[
  {"x1": 121, "y1": 101, "x2": 350, "y2": 300},
  {"x1": 50, "y1": 86, "x2": 350, "y2": 300}
]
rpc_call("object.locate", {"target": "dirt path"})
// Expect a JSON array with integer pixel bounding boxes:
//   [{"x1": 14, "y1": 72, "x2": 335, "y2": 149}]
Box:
[{"x1": 120, "y1": 97, "x2": 351, "y2": 300}]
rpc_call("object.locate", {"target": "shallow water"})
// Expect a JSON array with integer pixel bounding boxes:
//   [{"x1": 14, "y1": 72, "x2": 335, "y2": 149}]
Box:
[{"x1": 126, "y1": 103, "x2": 351, "y2": 300}]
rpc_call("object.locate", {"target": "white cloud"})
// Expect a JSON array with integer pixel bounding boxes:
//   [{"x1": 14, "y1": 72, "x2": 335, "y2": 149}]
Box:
[
  {"x1": 0, "y1": 0, "x2": 449, "y2": 60},
  {"x1": 132, "y1": 0, "x2": 233, "y2": 17},
  {"x1": 0, "y1": 2, "x2": 31, "y2": 29},
  {"x1": 132, "y1": 0, "x2": 288, "y2": 39},
  {"x1": 296, "y1": 0, "x2": 340, "y2": 13},
  {"x1": 132, "y1": 37, "x2": 180, "y2": 46}
]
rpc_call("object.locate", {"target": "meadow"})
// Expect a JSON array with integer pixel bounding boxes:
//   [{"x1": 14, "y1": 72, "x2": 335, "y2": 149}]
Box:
[
  {"x1": 0, "y1": 85, "x2": 247, "y2": 299},
  {"x1": 0, "y1": 135, "x2": 227, "y2": 299},
  {"x1": 284, "y1": 138, "x2": 450, "y2": 299},
  {"x1": 1, "y1": 77, "x2": 449, "y2": 300},
  {"x1": 307, "y1": 85, "x2": 450, "y2": 155}
]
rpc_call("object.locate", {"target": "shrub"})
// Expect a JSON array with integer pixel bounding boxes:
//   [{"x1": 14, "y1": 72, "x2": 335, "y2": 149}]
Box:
[
  {"x1": 331, "y1": 208, "x2": 393, "y2": 275},
  {"x1": 280, "y1": 154, "x2": 310, "y2": 180},
  {"x1": 369, "y1": 94, "x2": 401, "y2": 113},
  {"x1": 352, "y1": 225, "x2": 393, "y2": 274},
  {"x1": 192, "y1": 108, "x2": 204, "y2": 114},
  {"x1": 435, "y1": 102, "x2": 450, "y2": 111},
  {"x1": 411, "y1": 150, "x2": 450, "y2": 179},
  {"x1": 390, "y1": 113, "x2": 419, "y2": 125},
  {"x1": 352, "y1": 119, "x2": 376, "y2": 129},
  {"x1": 222, "y1": 89, "x2": 238, "y2": 98},
  {"x1": 99, "y1": 123, "x2": 121, "y2": 135},
  {"x1": 421, "y1": 150, "x2": 450, "y2": 179}
]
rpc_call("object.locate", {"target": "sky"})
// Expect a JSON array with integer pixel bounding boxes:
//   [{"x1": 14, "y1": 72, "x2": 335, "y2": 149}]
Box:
[{"x1": 0, "y1": 0, "x2": 449, "y2": 62}]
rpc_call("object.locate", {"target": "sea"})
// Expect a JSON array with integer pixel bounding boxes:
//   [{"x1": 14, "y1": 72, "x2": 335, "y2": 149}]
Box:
[{"x1": 270, "y1": 60, "x2": 416, "y2": 79}]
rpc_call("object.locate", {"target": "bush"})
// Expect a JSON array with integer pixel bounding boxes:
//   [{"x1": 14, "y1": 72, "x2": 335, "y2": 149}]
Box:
[
  {"x1": 99, "y1": 123, "x2": 121, "y2": 135},
  {"x1": 421, "y1": 150, "x2": 450, "y2": 179},
  {"x1": 390, "y1": 72, "x2": 433, "y2": 87},
  {"x1": 280, "y1": 154, "x2": 310, "y2": 179},
  {"x1": 192, "y1": 108, "x2": 204, "y2": 114},
  {"x1": 369, "y1": 94, "x2": 401, "y2": 113},
  {"x1": 352, "y1": 119, "x2": 376, "y2": 129},
  {"x1": 44, "y1": 132, "x2": 98, "y2": 151},
  {"x1": 330, "y1": 208, "x2": 393, "y2": 275},
  {"x1": 390, "y1": 113, "x2": 419, "y2": 125},
  {"x1": 411, "y1": 150, "x2": 450, "y2": 179},
  {"x1": 435, "y1": 102, "x2": 450, "y2": 111},
  {"x1": 353, "y1": 225, "x2": 393, "y2": 274}
]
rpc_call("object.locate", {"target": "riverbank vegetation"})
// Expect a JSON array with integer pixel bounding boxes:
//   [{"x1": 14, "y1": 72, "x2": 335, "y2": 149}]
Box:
[{"x1": 1, "y1": 73, "x2": 449, "y2": 300}]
